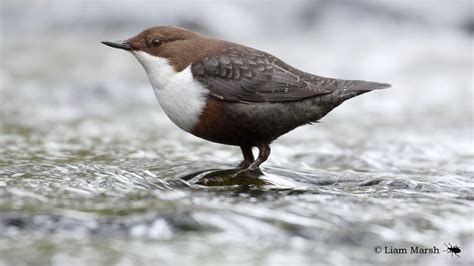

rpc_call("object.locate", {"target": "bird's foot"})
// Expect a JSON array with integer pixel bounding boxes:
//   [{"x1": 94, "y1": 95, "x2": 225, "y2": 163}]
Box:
[
  {"x1": 237, "y1": 160, "x2": 252, "y2": 169},
  {"x1": 232, "y1": 166, "x2": 263, "y2": 177}
]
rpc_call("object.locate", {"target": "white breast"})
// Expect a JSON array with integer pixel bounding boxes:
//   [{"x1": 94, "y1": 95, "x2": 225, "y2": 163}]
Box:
[{"x1": 133, "y1": 51, "x2": 208, "y2": 132}]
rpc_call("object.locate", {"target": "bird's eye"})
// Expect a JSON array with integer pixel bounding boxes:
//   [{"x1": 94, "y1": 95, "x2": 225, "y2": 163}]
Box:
[{"x1": 151, "y1": 38, "x2": 162, "y2": 47}]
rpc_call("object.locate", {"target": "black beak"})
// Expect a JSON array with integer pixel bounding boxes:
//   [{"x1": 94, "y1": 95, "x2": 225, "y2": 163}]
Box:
[{"x1": 101, "y1": 40, "x2": 131, "y2": 51}]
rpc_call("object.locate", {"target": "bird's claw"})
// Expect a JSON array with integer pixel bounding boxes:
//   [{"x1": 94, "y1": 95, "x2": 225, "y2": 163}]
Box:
[
  {"x1": 237, "y1": 160, "x2": 252, "y2": 169},
  {"x1": 232, "y1": 167, "x2": 262, "y2": 177}
]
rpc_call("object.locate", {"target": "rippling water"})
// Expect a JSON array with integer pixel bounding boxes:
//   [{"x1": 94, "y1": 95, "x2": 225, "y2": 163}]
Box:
[{"x1": 1, "y1": 1, "x2": 473, "y2": 265}]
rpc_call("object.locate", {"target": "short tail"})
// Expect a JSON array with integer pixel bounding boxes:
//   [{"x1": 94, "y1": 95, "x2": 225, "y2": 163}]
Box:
[
  {"x1": 307, "y1": 79, "x2": 390, "y2": 123},
  {"x1": 349, "y1": 80, "x2": 391, "y2": 91},
  {"x1": 336, "y1": 80, "x2": 390, "y2": 100}
]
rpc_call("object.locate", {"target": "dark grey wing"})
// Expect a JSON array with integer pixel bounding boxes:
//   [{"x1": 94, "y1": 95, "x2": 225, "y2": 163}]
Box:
[{"x1": 191, "y1": 47, "x2": 336, "y2": 102}]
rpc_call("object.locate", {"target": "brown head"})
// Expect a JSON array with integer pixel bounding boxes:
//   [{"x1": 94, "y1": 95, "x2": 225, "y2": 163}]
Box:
[{"x1": 102, "y1": 26, "x2": 229, "y2": 71}]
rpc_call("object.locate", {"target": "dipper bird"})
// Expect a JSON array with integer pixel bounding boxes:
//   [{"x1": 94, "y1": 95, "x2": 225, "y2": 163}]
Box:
[{"x1": 102, "y1": 26, "x2": 389, "y2": 173}]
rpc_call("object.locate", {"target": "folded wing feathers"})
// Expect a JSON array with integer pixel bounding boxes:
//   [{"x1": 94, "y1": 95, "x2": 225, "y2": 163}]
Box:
[{"x1": 192, "y1": 48, "x2": 390, "y2": 102}]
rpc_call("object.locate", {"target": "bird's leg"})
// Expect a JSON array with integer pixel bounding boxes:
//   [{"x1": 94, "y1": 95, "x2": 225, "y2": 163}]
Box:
[
  {"x1": 237, "y1": 146, "x2": 254, "y2": 168},
  {"x1": 233, "y1": 144, "x2": 270, "y2": 177},
  {"x1": 246, "y1": 144, "x2": 271, "y2": 171}
]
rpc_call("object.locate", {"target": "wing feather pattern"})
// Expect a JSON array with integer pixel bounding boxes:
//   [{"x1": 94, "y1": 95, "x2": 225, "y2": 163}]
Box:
[{"x1": 191, "y1": 46, "x2": 389, "y2": 102}]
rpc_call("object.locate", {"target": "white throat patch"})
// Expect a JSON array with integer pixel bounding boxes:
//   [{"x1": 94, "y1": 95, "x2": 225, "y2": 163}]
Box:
[{"x1": 133, "y1": 51, "x2": 208, "y2": 132}]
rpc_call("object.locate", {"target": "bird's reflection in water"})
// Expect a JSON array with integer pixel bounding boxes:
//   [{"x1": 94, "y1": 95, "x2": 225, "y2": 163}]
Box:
[
  {"x1": 180, "y1": 168, "x2": 270, "y2": 187},
  {"x1": 178, "y1": 167, "x2": 301, "y2": 189}
]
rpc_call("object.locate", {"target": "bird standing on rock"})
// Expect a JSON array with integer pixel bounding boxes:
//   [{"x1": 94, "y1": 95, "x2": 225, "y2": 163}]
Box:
[{"x1": 102, "y1": 26, "x2": 390, "y2": 174}]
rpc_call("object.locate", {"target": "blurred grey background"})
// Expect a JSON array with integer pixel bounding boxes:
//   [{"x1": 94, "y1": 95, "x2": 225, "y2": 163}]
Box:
[{"x1": 1, "y1": 0, "x2": 472, "y2": 135}]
